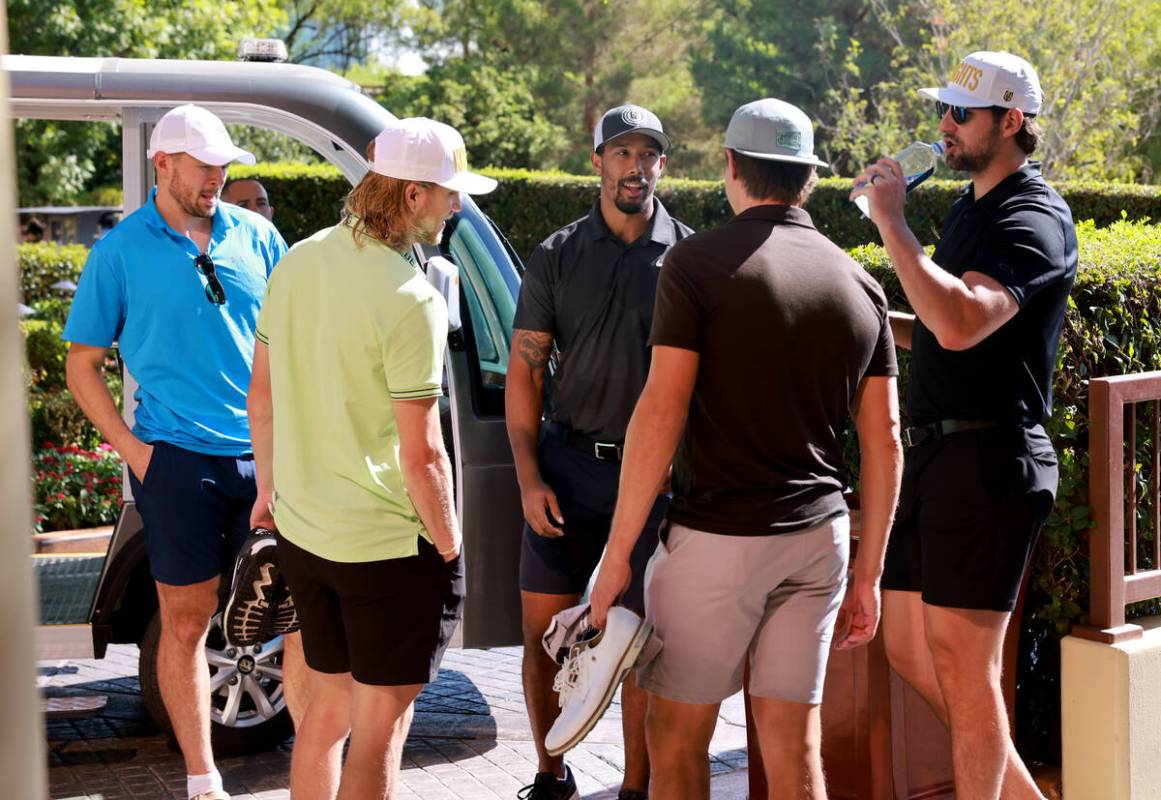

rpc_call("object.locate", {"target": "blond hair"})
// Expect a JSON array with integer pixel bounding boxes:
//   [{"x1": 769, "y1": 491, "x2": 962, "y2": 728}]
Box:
[{"x1": 342, "y1": 172, "x2": 428, "y2": 250}]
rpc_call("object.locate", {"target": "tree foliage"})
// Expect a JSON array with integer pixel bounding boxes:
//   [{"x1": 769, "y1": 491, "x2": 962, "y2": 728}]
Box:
[
  {"x1": 689, "y1": 0, "x2": 1161, "y2": 182},
  {"x1": 9, "y1": 0, "x2": 287, "y2": 203}
]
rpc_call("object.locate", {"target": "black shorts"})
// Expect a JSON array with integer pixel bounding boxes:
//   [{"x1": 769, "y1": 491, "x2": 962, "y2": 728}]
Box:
[
  {"x1": 519, "y1": 426, "x2": 669, "y2": 613},
  {"x1": 278, "y1": 534, "x2": 465, "y2": 686},
  {"x1": 881, "y1": 424, "x2": 1057, "y2": 612}
]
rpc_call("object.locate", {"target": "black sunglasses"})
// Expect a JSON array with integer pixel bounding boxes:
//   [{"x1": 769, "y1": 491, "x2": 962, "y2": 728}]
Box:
[
  {"x1": 936, "y1": 101, "x2": 1026, "y2": 125},
  {"x1": 194, "y1": 253, "x2": 227, "y2": 305},
  {"x1": 935, "y1": 101, "x2": 982, "y2": 124}
]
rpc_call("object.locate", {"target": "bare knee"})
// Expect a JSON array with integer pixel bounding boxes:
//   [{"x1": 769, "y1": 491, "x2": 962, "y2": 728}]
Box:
[
  {"x1": 646, "y1": 697, "x2": 716, "y2": 764},
  {"x1": 161, "y1": 605, "x2": 215, "y2": 648},
  {"x1": 884, "y1": 633, "x2": 924, "y2": 682}
]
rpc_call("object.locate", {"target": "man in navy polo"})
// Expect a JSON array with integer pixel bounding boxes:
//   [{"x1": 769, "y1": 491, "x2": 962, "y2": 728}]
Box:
[{"x1": 63, "y1": 105, "x2": 294, "y2": 800}]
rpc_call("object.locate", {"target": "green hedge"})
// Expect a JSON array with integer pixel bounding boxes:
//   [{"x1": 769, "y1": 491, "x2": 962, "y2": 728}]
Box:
[
  {"x1": 227, "y1": 163, "x2": 1160, "y2": 257},
  {"x1": 227, "y1": 163, "x2": 350, "y2": 250},
  {"x1": 19, "y1": 242, "x2": 88, "y2": 305}
]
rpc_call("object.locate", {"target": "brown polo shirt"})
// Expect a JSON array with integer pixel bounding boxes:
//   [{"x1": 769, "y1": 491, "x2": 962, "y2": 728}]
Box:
[{"x1": 650, "y1": 204, "x2": 897, "y2": 536}]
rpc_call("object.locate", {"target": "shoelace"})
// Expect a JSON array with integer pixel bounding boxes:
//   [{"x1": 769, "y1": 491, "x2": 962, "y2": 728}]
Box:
[{"x1": 551, "y1": 643, "x2": 589, "y2": 709}]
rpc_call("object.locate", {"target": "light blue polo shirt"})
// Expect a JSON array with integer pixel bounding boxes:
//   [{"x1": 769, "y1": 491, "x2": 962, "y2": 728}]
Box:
[{"x1": 63, "y1": 187, "x2": 287, "y2": 456}]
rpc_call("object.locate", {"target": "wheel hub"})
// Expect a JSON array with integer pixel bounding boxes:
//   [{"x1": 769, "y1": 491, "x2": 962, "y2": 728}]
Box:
[{"x1": 237, "y1": 654, "x2": 256, "y2": 674}]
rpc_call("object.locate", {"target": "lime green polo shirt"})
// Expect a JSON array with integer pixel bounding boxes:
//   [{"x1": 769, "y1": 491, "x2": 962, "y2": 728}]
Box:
[{"x1": 255, "y1": 221, "x2": 448, "y2": 562}]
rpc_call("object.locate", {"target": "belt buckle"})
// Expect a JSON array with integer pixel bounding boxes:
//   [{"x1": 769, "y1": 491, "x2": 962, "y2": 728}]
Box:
[
  {"x1": 593, "y1": 442, "x2": 621, "y2": 461},
  {"x1": 903, "y1": 425, "x2": 937, "y2": 449}
]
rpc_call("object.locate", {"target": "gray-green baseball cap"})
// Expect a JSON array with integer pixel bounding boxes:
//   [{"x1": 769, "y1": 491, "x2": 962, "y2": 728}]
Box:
[{"x1": 725, "y1": 98, "x2": 828, "y2": 169}]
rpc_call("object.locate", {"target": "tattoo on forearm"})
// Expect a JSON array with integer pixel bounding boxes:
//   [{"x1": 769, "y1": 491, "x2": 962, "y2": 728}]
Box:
[{"x1": 515, "y1": 330, "x2": 554, "y2": 373}]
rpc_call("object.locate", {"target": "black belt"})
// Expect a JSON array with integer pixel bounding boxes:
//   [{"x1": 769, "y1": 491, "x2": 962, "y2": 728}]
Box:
[
  {"x1": 553, "y1": 425, "x2": 623, "y2": 462},
  {"x1": 902, "y1": 419, "x2": 1001, "y2": 448}
]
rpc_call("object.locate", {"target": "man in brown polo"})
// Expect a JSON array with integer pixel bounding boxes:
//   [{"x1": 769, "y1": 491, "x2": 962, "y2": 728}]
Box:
[{"x1": 591, "y1": 98, "x2": 903, "y2": 799}]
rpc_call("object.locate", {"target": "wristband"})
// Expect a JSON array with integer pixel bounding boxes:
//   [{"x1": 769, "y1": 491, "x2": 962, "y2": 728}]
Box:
[{"x1": 437, "y1": 543, "x2": 459, "y2": 556}]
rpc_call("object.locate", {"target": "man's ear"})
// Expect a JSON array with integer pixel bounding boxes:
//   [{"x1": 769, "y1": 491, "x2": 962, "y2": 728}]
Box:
[
  {"x1": 1002, "y1": 108, "x2": 1025, "y2": 139},
  {"x1": 658, "y1": 153, "x2": 668, "y2": 176},
  {"x1": 724, "y1": 147, "x2": 737, "y2": 180},
  {"x1": 404, "y1": 181, "x2": 424, "y2": 212},
  {"x1": 591, "y1": 150, "x2": 602, "y2": 175}
]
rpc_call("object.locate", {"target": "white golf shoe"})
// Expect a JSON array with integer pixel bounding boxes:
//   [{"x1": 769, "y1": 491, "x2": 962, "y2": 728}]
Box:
[{"x1": 544, "y1": 606, "x2": 655, "y2": 756}]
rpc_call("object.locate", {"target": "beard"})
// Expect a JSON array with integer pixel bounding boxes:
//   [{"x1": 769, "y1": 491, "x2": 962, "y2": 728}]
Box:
[
  {"x1": 168, "y1": 172, "x2": 216, "y2": 219},
  {"x1": 607, "y1": 176, "x2": 654, "y2": 215},
  {"x1": 944, "y1": 125, "x2": 1003, "y2": 173},
  {"x1": 614, "y1": 196, "x2": 649, "y2": 214}
]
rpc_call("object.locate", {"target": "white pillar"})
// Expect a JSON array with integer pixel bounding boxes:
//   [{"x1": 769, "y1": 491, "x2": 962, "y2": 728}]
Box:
[
  {"x1": 0, "y1": 4, "x2": 50, "y2": 797},
  {"x1": 1062, "y1": 620, "x2": 1161, "y2": 799}
]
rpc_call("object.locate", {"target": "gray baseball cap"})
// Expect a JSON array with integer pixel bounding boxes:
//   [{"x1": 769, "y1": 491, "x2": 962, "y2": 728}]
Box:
[
  {"x1": 593, "y1": 104, "x2": 670, "y2": 153},
  {"x1": 724, "y1": 98, "x2": 828, "y2": 169}
]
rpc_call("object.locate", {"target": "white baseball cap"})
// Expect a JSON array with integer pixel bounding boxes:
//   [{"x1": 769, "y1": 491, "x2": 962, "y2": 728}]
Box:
[
  {"x1": 919, "y1": 51, "x2": 1043, "y2": 115},
  {"x1": 371, "y1": 118, "x2": 497, "y2": 195},
  {"x1": 147, "y1": 104, "x2": 256, "y2": 166}
]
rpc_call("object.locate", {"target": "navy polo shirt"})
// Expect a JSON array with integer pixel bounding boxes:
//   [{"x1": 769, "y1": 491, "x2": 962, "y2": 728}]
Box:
[
  {"x1": 514, "y1": 198, "x2": 693, "y2": 441},
  {"x1": 908, "y1": 163, "x2": 1078, "y2": 425},
  {"x1": 63, "y1": 188, "x2": 287, "y2": 455}
]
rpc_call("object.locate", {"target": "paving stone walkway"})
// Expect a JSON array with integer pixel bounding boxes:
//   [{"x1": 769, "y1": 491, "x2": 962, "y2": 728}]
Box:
[{"x1": 41, "y1": 644, "x2": 750, "y2": 799}]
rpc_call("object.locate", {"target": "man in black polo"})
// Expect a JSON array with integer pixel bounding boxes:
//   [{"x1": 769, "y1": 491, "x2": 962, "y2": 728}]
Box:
[
  {"x1": 506, "y1": 104, "x2": 692, "y2": 800},
  {"x1": 853, "y1": 51, "x2": 1077, "y2": 799}
]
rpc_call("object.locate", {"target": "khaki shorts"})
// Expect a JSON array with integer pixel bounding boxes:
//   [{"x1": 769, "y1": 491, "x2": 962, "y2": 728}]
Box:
[{"x1": 639, "y1": 516, "x2": 849, "y2": 706}]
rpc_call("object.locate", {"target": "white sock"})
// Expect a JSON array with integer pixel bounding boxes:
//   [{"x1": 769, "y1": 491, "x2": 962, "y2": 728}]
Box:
[{"x1": 187, "y1": 770, "x2": 223, "y2": 799}]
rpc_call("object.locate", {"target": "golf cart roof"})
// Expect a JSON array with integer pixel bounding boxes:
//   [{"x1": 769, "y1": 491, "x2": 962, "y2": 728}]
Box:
[{"x1": 4, "y1": 55, "x2": 395, "y2": 182}]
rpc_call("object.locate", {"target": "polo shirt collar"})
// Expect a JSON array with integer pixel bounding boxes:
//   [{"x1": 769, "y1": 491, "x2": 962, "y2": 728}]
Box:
[
  {"x1": 731, "y1": 203, "x2": 817, "y2": 231},
  {"x1": 583, "y1": 197, "x2": 677, "y2": 247},
  {"x1": 963, "y1": 162, "x2": 1043, "y2": 211},
  {"x1": 142, "y1": 186, "x2": 236, "y2": 250}
]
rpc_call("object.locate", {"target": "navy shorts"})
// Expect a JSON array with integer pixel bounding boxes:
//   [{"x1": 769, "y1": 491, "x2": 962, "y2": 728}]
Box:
[
  {"x1": 882, "y1": 425, "x2": 1058, "y2": 612},
  {"x1": 519, "y1": 425, "x2": 669, "y2": 613},
  {"x1": 127, "y1": 441, "x2": 256, "y2": 586}
]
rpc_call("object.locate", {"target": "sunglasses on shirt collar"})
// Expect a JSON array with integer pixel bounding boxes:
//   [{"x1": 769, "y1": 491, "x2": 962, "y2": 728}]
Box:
[{"x1": 194, "y1": 253, "x2": 227, "y2": 305}]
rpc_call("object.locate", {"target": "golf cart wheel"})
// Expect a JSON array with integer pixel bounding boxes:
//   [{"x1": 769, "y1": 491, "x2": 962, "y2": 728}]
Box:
[{"x1": 139, "y1": 610, "x2": 294, "y2": 755}]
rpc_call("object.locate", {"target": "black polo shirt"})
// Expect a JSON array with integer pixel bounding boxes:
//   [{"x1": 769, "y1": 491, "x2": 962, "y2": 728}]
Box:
[
  {"x1": 908, "y1": 163, "x2": 1078, "y2": 425},
  {"x1": 514, "y1": 198, "x2": 693, "y2": 441}
]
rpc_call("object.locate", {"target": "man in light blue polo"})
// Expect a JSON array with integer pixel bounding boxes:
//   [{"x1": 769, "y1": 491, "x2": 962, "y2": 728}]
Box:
[{"x1": 63, "y1": 104, "x2": 290, "y2": 800}]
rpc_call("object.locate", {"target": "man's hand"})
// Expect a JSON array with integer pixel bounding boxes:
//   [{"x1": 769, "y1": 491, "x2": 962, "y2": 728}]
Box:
[
  {"x1": 436, "y1": 532, "x2": 463, "y2": 563},
  {"x1": 125, "y1": 440, "x2": 154, "y2": 484},
  {"x1": 850, "y1": 157, "x2": 908, "y2": 227},
  {"x1": 250, "y1": 489, "x2": 276, "y2": 531},
  {"x1": 590, "y1": 554, "x2": 631, "y2": 630},
  {"x1": 834, "y1": 572, "x2": 882, "y2": 650},
  {"x1": 521, "y1": 478, "x2": 565, "y2": 538}
]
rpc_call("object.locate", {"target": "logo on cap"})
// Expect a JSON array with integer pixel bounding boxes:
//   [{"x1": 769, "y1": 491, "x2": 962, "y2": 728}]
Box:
[
  {"x1": 950, "y1": 61, "x2": 983, "y2": 92},
  {"x1": 621, "y1": 107, "x2": 646, "y2": 125},
  {"x1": 776, "y1": 130, "x2": 802, "y2": 150},
  {"x1": 1003, "y1": 89, "x2": 1014, "y2": 102}
]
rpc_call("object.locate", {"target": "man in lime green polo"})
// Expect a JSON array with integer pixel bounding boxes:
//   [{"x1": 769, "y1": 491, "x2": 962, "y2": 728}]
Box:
[{"x1": 246, "y1": 117, "x2": 496, "y2": 798}]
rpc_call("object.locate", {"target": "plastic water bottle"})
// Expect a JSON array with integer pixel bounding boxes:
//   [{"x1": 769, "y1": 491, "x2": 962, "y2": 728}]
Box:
[{"x1": 854, "y1": 141, "x2": 945, "y2": 217}]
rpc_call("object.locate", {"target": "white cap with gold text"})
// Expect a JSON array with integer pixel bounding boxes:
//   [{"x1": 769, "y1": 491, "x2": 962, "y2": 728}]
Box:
[
  {"x1": 918, "y1": 51, "x2": 1042, "y2": 114},
  {"x1": 371, "y1": 118, "x2": 497, "y2": 195}
]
